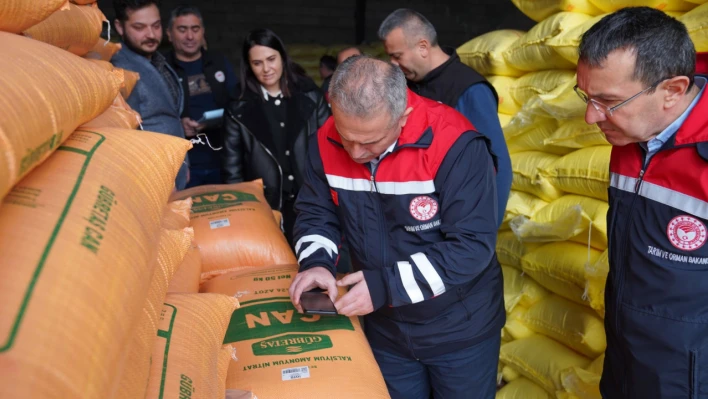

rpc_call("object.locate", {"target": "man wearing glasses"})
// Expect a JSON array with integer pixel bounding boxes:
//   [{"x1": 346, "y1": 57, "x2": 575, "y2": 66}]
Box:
[{"x1": 575, "y1": 7, "x2": 707, "y2": 398}]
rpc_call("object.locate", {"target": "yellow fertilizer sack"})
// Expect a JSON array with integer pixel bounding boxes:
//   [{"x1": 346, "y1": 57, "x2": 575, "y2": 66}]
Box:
[
  {"x1": 499, "y1": 113, "x2": 513, "y2": 129},
  {"x1": 559, "y1": 366, "x2": 602, "y2": 399},
  {"x1": 457, "y1": 30, "x2": 525, "y2": 77},
  {"x1": 503, "y1": 190, "x2": 549, "y2": 226},
  {"x1": 511, "y1": 195, "x2": 608, "y2": 250},
  {"x1": 0, "y1": 0, "x2": 65, "y2": 34},
  {"x1": 200, "y1": 265, "x2": 390, "y2": 399},
  {"x1": 116, "y1": 228, "x2": 193, "y2": 399},
  {"x1": 511, "y1": 0, "x2": 602, "y2": 22},
  {"x1": 502, "y1": 365, "x2": 522, "y2": 382},
  {"x1": 502, "y1": 265, "x2": 550, "y2": 312},
  {"x1": 589, "y1": 0, "x2": 696, "y2": 12},
  {"x1": 488, "y1": 76, "x2": 522, "y2": 115},
  {"x1": 510, "y1": 70, "x2": 577, "y2": 107},
  {"x1": 507, "y1": 118, "x2": 574, "y2": 155},
  {"x1": 169, "y1": 181, "x2": 297, "y2": 281},
  {"x1": 500, "y1": 335, "x2": 592, "y2": 395},
  {"x1": 681, "y1": 3, "x2": 708, "y2": 51},
  {"x1": 505, "y1": 306, "x2": 535, "y2": 340},
  {"x1": 503, "y1": 12, "x2": 593, "y2": 72},
  {"x1": 521, "y1": 242, "x2": 602, "y2": 305},
  {"x1": 23, "y1": 2, "x2": 106, "y2": 57},
  {"x1": 497, "y1": 230, "x2": 544, "y2": 269},
  {"x1": 145, "y1": 293, "x2": 240, "y2": 399},
  {"x1": 496, "y1": 377, "x2": 552, "y2": 399},
  {"x1": 0, "y1": 128, "x2": 190, "y2": 398},
  {"x1": 545, "y1": 119, "x2": 609, "y2": 149},
  {"x1": 0, "y1": 32, "x2": 121, "y2": 201},
  {"x1": 533, "y1": 77, "x2": 588, "y2": 120},
  {"x1": 511, "y1": 151, "x2": 565, "y2": 202},
  {"x1": 547, "y1": 14, "x2": 607, "y2": 65},
  {"x1": 540, "y1": 146, "x2": 611, "y2": 201},
  {"x1": 585, "y1": 249, "x2": 609, "y2": 318},
  {"x1": 524, "y1": 295, "x2": 606, "y2": 357}
]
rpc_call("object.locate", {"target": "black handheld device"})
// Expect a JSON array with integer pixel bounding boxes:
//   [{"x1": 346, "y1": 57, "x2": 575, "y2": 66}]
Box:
[{"x1": 300, "y1": 290, "x2": 338, "y2": 316}]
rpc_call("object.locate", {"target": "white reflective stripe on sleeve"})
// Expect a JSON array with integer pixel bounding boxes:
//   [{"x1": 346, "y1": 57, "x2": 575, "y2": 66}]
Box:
[
  {"x1": 610, "y1": 172, "x2": 637, "y2": 193},
  {"x1": 410, "y1": 253, "x2": 446, "y2": 296},
  {"x1": 295, "y1": 234, "x2": 339, "y2": 263},
  {"x1": 397, "y1": 261, "x2": 425, "y2": 304},
  {"x1": 326, "y1": 175, "x2": 371, "y2": 191},
  {"x1": 611, "y1": 172, "x2": 708, "y2": 219},
  {"x1": 376, "y1": 180, "x2": 435, "y2": 195}
]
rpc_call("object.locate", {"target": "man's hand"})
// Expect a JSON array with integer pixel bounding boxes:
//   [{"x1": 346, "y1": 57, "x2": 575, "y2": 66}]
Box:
[
  {"x1": 334, "y1": 271, "x2": 374, "y2": 317},
  {"x1": 289, "y1": 266, "x2": 338, "y2": 313},
  {"x1": 181, "y1": 117, "x2": 201, "y2": 138}
]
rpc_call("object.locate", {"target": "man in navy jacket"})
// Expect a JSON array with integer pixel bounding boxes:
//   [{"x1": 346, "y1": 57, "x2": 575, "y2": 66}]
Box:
[{"x1": 289, "y1": 56, "x2": 503, "y2": 399}]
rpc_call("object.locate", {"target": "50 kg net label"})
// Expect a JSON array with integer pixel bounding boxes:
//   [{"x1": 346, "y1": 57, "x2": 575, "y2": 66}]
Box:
[
  {"x1": 281, "y1": 366, "x2": 310, "y2": 381},
  {"x1": 210, "y1": 218, "x2": 230, "y2": 229}
]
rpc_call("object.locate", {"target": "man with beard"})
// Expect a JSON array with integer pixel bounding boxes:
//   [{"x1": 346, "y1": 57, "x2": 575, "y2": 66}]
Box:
[{"x1": 111, "y1": 0, "x2": 189, "y2": 190}]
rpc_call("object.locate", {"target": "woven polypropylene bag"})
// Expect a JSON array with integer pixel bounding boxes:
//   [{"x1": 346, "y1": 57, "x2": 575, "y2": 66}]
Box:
[
  {"x1": 496, "y1": 377, "x2": 552, "y2": 399},
  {"x1": 200, "y1": 265, "x2": 390, "y2": 399},
  {"x1": 87, "y1": 59, "x2": 140, "y2": 99},
  {"x1": 0, "y1": 0, "x2": 65, "y2": 34},
  {"x1": 457, "y1": 30, "x2": 525, "y2": 77},
  {"x1": 539, "y1": 146, "x2": 611, "y2": 201},
  {"x1": 503, "y1": 12, "x2": 593, "y2": 72},
  {"x1": 524, "y1": 295, "x2": 606, "y2": 357},
  {"x1": 488, "y1": 76, "x2": 522, "y2": 115},
  {"x1": 0, "y1": 127, "x2": 191, "y2": 398},
  {"x1": 500, "y1": 335, "x2": 591, "y2": 395},
  {"x1": 168, "y1": 246, "x2": 203, "y2": 294},
  {"x1": 80, "y1": 103, "x2": 142, "y2": 130},
  {"x1": 497, "y1": 230, "x2": 544, "y2": 269},
  {"x1": 0, "y1": 32, "x2": 121, "y2": 201},
  {"x1": 145, "y1": 293, "x2": 239, "y2": 399},
  {"x1": 23, "y1": 2, "x2": 105, "y2": 56},
  {"x1": 84, "y1": 38, "x2": 122, "y2": 61},
  {"x1": 589, "y1": 0, "x2": 696, "y2": 12},
  {"x1": 115, "y1": 228, "x2": 193, "y2": 399},
  {"x1": 521, "y1": 242, "x2": 602, "y2": 305},
  {"x1": 681, "y1": 3, "x2": 708, "y2": 52},
  {"x1": 511, "y1": 0, "x2": 602, "y2": 22},
  {"x1": 510, "y1": 151, "x2": 565, "y2": 202},
  {"x1": 502, "y1": 265, "x2": 549, "y2": 312},
  {"x1": 170, "y1": 181, "x2": 297, "y2": 281},
  {"x1": 544, "y1": 119, "x2": 609, "y2": 149}
]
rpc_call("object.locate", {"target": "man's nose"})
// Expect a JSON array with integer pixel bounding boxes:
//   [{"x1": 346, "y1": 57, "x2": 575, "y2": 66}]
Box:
[
  {"x1": 390, "y1": 58, "x2": 399, "y2": 66},
  {"x1": 585, "y1": 102, "x2": 606, "y2": 125},
  {"x1": 146, "y1": 27, "x2": 156, "y2": 39}
]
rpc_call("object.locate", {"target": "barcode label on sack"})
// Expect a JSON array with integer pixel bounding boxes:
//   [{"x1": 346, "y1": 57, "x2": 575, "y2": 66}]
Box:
[
  {"x1": 281, "y1": 366, "x2": 310, "y2": 381},
  {"x1": 209, "y1": 218, "x2": 230, "y2": 229}
]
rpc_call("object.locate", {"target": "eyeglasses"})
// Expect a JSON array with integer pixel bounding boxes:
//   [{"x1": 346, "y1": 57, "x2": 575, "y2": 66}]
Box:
[{"x1": 574, "y1": 78, "x2": 667, "y2": 117}]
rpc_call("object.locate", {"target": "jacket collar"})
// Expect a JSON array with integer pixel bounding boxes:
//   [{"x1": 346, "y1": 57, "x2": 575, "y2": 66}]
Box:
[
  {"x1": 672, "y1": 77, "x2": 708, "y2": 146},
  {"x1": 165, "y1": 48, "x2": 213, "y2": 69},
  {"x1": 417, "y1": 47, "x2": 459, "y2": 86}
]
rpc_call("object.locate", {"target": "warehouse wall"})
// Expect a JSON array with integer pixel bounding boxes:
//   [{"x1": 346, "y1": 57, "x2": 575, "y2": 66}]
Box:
[{"x1": 97, "y1": 0, "x2": 534, "y2": 71}]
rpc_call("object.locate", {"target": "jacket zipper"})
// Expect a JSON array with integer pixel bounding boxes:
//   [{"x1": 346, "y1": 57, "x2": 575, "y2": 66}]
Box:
[
  {"x1": 370, "y1": 155, "x2": 389, "y2": 296},
  {"x1": 614, "y1": 162, "x2": 648, "y2": 396},
  {"x1": 228, "y1": 112, "x2": 284, "y2": 211}
]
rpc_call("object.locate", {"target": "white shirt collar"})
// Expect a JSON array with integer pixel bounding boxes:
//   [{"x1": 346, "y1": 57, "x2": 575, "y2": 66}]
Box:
[{"x1": 260, "y1": 85, "x2": 282, "y2": 101}]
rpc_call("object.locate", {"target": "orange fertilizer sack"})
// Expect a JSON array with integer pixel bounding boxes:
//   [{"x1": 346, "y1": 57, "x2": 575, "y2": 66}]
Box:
[
  {"x1": 168, "y1": 246, "x2": 203, "y2": 294},
  {"x1": 200, "y1": 265, "x2": 390, "y2": 399},
  {"x1": 145, "y1": 293, "x2": 239, "y2": 399},
  {"x1": 80, "y1": 101, "x2": 142, "y2": 130},
  {"x1": 0, "y1": 32, "x2": 121, "y2": 200},
  {"x1": 169, "y1": 181, "x2": 296, "y2": 280},
  {"x1": 115, "y1": 228, "x2": 193, "y2": 399},
  {"x1": 84, "y1": 38, "x2": 122, "y2": 61},
  {"x1": 0, "y1": 127, "x2": 191, "y2": 398},
  {"x1": 0, "y1": 0, "x2": 66, "y2": 34},
  {"x1": 23, "y1": 2, "x2": 106, "y2": 56}
]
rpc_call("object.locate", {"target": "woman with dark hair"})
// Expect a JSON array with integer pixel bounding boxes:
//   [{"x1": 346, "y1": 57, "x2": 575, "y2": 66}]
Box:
[{"x1": 222, "y1": 28, "x2": 330, "y2": 245}]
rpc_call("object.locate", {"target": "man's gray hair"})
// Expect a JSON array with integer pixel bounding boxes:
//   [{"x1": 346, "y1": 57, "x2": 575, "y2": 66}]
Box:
[
  {"x1": 378, "y1": 8, "x2": 438, "y2": 47},
  {"x1": 167, "y1": 5, "x2": 203, "y2": 30},
  {"x1": 329, "y1": 56, "x2": 408, "y2": 126}
]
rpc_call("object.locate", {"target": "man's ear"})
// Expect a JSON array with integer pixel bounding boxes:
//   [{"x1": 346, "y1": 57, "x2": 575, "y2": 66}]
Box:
[
  {"x1": 661, "y1": 76, "x2": 692, "y2": 109},
  {"x1": 417, "y1": 38, "x2": 430, "y2": 58},
  {"x1": 399, "y1": 107, "x2": 414, "y2": 128},
  {"x1": 114, "y1": 19, "x2": 124, "y2": 36}
]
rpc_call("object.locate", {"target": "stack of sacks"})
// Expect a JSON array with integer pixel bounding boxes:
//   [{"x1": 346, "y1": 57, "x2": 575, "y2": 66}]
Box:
[
  {"x1": 289, "y1": 43, "x2": 388, "y2": 86},
  {"x1": 457, "y1": 1, "x2": 705, "y2": 396}
]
